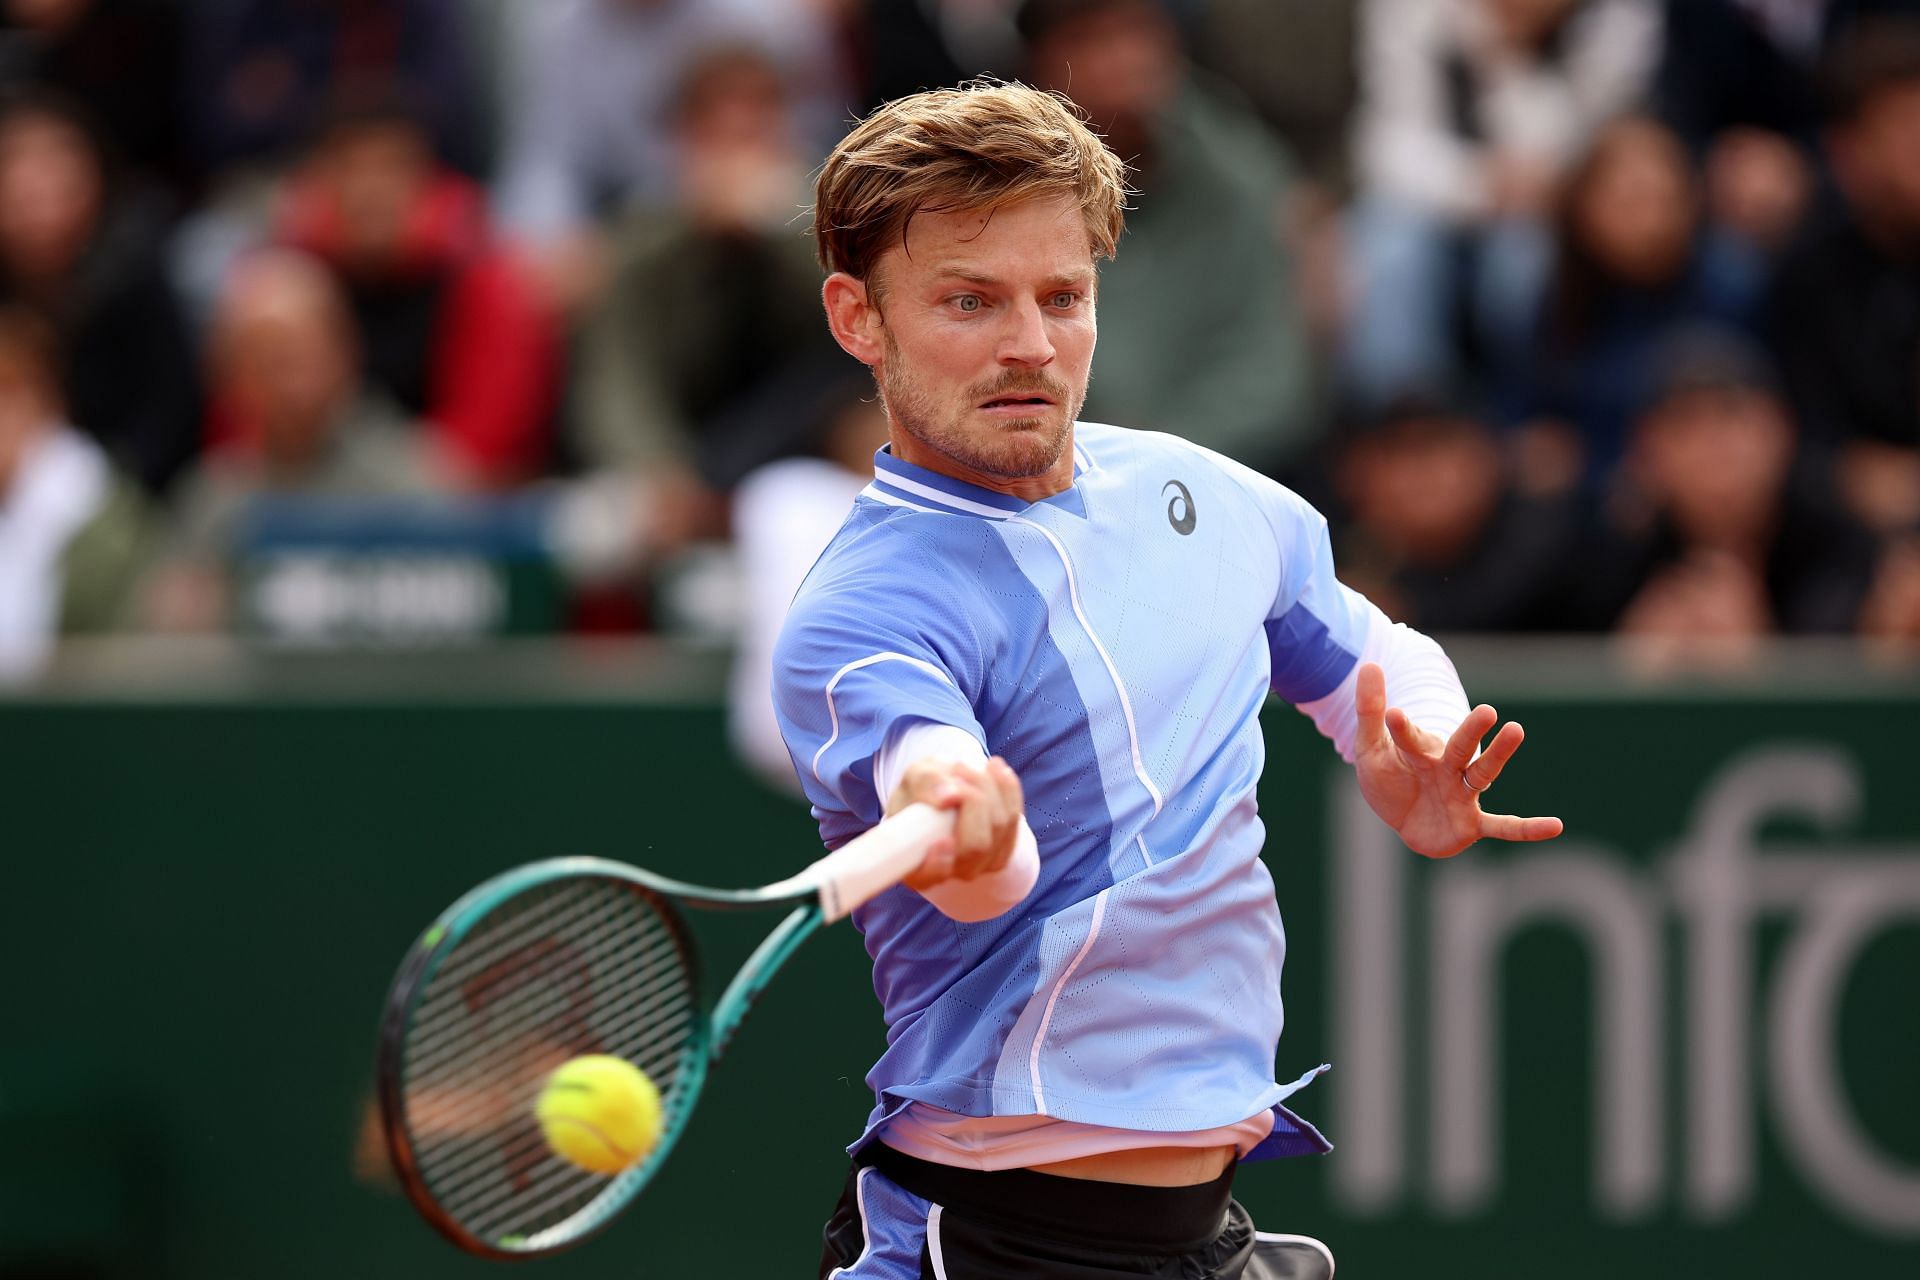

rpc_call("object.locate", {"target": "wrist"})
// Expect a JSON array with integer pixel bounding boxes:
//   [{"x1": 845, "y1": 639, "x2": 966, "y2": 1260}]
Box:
[{"x1": 914, "y1": 819, "x2": 1040, "y2": 922}]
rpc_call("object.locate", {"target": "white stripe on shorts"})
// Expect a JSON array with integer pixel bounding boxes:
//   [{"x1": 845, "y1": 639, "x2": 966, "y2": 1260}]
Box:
[
  {"x1": 826, "y1": 1167, "x2": 878, "y2": 1279},
  {"x1": 926, "y1": 1202, "x2": 950, "y2": 1279}
]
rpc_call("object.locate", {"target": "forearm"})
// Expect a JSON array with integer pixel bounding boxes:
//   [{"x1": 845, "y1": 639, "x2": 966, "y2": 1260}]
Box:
[{"x1": 1296, "y1": 604, "x2": 1469, "y2": 762}]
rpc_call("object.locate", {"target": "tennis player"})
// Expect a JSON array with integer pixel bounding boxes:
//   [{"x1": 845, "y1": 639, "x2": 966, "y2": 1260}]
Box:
[{"x1": 773, "y1": 81, "x2": 1562, "y2": 1279}]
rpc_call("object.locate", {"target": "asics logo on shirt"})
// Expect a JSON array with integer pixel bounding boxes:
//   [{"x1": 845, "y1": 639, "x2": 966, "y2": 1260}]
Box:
[{"x1": 1163, "y1": 480, "x2": 1196, "y2": 535}]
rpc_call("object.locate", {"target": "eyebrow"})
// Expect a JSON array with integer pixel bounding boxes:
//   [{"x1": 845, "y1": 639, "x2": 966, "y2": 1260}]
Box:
[{"x1": 929, "y1": 265, "x2": 1096, "y2": 291}]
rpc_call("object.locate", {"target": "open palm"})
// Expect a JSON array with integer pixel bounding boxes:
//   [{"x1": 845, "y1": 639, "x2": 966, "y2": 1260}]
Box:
[{"x1": 1352, "y1": 663, "x2": 1563, "y2": 858}]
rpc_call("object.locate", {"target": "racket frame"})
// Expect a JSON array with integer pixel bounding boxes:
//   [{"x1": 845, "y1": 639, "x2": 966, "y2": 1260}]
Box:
[{"x1": 376, "y1": 804, "x2": 952, "y2": 1259}]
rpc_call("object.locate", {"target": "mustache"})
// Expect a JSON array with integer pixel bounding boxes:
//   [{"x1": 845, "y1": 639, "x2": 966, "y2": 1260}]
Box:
[{"x1": 970, "y1": 372, "x2": 1073, "y2": 403}]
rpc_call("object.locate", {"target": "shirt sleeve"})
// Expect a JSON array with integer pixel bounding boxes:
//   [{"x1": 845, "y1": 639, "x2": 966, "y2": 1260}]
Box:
[
  {"x1": 1195, "y1": 437, "x2": 1469, "y2": 753},
  {"x1": 1244, "y1": 470, "x2": 1376, "y2": 705},
  {"x1": 1296, "y1": 610, "x2": 1471, "y2": 763},
  {"x1": 772, "y1": 565, "x2": 989, "y2": 851}
]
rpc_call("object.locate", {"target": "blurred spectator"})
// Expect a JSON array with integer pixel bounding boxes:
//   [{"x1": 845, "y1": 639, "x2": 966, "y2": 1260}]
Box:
[
  {"x1": 0, "y1": 88, "x2": 200, "y2": 496},
  {"x1": 1859, "y1": 531, "x2": 1920, "y2": 647},
  {"x1": 491, "y1": 0, "x2": 849, "y2": 313},
  {"x1": 0, "y1": 305, "x2": 143, "y2": 679},
  {"x1": 728, "y1": 382, "x2": 888, "y2": 791},
  {"x1": 185, "y1": 0, "x2": 480, "y2": 180},
  {"x1": 572, "y1": 46, "x2": 841, "y2": 566},
  {"x1": 1656, "y1": 2, "x2": 1920, "y2": 144},
  {"x1": 1188, "y1": 0, "x2": 1358, "y2": 187},
  {"x1": 1650, "y1": 0, "x2": 1874, "y2": 253},
  {"x1": 1580, "y1": 327, "x2": 1879, "y2": 661},
  {"x1": 144, "y1": 249, "x2": 438, "y2": 631},
  {"x1": 1019, "y1": 0, "x2": 1318, "y2": 474},
  {"x1": 852, "y1": 0, "x2": 1023, "y2": 107},
  {"x1": 0, "y1": 0, "x2": 189, "y2": 197},
  {"x1": 1510, "y1": 116, "x2": 1767, "y2": 489},
  {"x1": 1772, "y1": 18, "x2": 1920, "y2": 539},
  {"x1": 1344, "y1": 0, "x2": 1661, "y2": 407},
  {"x1": 1653, "y1": 3, "x2": 1920, "y2": 257},
  {"x1": 263, "y1": 94, "x2": 557, "y2": 488},
  {"x1": 1329, "y1": 391, "x2": 1585, "y2": 632}
]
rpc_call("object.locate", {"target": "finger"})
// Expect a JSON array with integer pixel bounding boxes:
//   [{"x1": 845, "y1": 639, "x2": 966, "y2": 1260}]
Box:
[
  {"x1": 1478, "y1": 813, "x2": 1564, "y2": 843},
  {"x1": 983, "y1": 759, "x2": 1022, "y2": 872},
  {"x1": 972, "y1": 765, "x2": 1013, "y2": 873},
  {"x1": 990, "y1": 757, "x2": 1024, "y2": 818},
  {"x1": 1384, "y1": 706, "x2": 1438, "y2": 760},
  {"x1": 890, "y1": 759, "x2": 940, "y2": 814},
  {"x1": 1464, "y1": 722, "x2": 1525, "y2": 791},
  {"x1": 944, "y1": 760, "x2": 989, "y2": 799},
  {"x1": 904, "y1": 837, "x2": 956, "y2": 890},
  {"x1": 1442, "y1": 704, "x2": 1498, "y2": 771},
  {"x1": 953, "y1": 777, "x2": 994, "y2": 878},
  {"x1": 1355, "y1": 663, "x2": 1388, "y2": 749},
  {"x1": 905, "y1": 760, "x2": 972, "y2": 812}
]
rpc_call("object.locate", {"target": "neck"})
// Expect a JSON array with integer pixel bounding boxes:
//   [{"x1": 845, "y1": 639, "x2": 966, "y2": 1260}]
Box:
[{"x1": 888, "y1": 422, "x2": 1076, "y2": 502}]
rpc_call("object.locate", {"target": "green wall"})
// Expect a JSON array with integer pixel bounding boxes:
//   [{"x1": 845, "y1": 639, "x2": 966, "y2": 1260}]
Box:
[{"x1": 2, "y1": 649, "x2": 1916, "y2": 1276}]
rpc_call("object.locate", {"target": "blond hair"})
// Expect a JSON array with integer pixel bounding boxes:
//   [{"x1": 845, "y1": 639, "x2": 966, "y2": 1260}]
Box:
[{"x1": 812, "y1": 81, "x2": 1128, "y2": 291}]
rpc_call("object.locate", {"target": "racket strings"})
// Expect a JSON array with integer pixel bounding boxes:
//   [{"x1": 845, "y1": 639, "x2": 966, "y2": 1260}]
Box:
[
  {"x1": 408, "y1": 912, "x2": 683, "y2": 1085},
  {"x1": 397, "y1": 877, "x2": 698, "y2": 1245},
  {"x1": 419, "y1": 941, "x2": 696, "y2": 1223},
  {"x1": 403, "y1": 940, "x2": 692, "y2": 1211},
  {"x1": 408, "y1": 885, "x2": 695, "y2": 1238}
]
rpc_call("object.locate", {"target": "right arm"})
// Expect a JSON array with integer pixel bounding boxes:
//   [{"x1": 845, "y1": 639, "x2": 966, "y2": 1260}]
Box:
[
  {"x1": 772, "y1": 569, "x2": 1038, "y2": 920},
  {"x1": 877, "y1": 722, "x2": 1038, "y2": 921}
]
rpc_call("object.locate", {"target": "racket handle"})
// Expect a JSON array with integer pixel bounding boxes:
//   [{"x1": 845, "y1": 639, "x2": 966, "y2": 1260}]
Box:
[{"x1": 804, "y1": 803, "x2": 955, "y2": 923}]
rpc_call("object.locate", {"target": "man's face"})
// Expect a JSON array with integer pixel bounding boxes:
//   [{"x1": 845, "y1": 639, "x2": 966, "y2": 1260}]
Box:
[
  {"x1": 1843, "y1": 82, "x2": 1920, "y2": 233},
  {"x1": 0, "y1": 113, "x2": 101, "y2": 277},
  {"x1": 1028, "y1": 4, "x2": 1180, "y2": 133},
  {"x1": 1344, "y1": 417, "x2": 1503, "y2": 563},
  {"x1": 1634, "y1": 387, "x2": 1793, "y2": 545},
  {"x1": 317, "y1": 122, "x2": 433, "y2": 266},
  {"x1": 864, "y1": 194, "x2": 1097, "y2": 487}
]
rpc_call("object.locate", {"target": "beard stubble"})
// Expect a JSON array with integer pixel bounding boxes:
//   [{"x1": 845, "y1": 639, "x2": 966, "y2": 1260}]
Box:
[{"x1": 877, "y1": 330, "x2": 1084, "y2": 480}]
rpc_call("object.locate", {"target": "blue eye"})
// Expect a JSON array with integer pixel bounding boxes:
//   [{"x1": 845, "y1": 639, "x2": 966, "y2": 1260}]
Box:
[
  {"x1": 1052, "y1": 292, "x2": 1079, "y2": 309},
  {"x1": 954, "y1": 295, "x2": 982, "y2": 313}
]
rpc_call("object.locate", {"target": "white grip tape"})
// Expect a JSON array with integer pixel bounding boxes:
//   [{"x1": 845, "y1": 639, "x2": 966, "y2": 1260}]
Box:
[{"x1": 804, "y1": 803, "x2": 955, "y2": 923}]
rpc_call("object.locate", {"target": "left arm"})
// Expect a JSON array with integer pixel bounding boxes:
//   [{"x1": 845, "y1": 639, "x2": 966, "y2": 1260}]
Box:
[
  {"x1": 1233, "y1": 454, "x2": 1562, "y2": 856},
  {"x1": 1349, "y1": 656, "x2": 1562, "y2": 857},
  {"x1": 1296, "y1": 613, "x2": 1562, "y2": 857}
]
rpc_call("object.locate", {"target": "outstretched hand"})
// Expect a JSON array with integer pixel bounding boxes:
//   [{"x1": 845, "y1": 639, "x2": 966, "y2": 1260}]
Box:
[{"x1": 1353, "y1": 663, "x2": 1564, "y2": 858}]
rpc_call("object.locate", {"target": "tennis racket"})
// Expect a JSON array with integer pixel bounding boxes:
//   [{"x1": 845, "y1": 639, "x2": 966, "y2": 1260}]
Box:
[{"x1": 375, "y1": 802, "x2": 953, "y2": 1259}]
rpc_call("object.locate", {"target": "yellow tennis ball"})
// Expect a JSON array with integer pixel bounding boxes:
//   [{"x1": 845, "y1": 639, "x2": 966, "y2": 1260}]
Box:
[{"x1": 534, "y1": 1055, "x2": 662, "y2": 1176}]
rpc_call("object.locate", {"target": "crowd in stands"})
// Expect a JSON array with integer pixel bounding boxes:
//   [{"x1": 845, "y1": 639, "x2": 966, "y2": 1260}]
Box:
[{"x1": 3, "y1": 0, "x2": 1920, "y2": 689}]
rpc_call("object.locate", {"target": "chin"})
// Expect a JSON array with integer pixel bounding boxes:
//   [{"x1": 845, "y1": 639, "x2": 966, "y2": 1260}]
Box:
[{"x1": 979, "y1": 430, "x2": 1070, "y2": 479}]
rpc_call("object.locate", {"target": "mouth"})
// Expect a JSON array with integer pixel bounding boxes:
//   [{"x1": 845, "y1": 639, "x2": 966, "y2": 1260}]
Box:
[{"x1": 977, "y1": 394, "x2": 1056, "y2": 413}]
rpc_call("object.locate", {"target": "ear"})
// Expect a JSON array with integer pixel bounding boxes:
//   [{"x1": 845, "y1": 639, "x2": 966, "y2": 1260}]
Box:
[{"x1": 823, "y1": 272, "x2": 884, "y2": 366}]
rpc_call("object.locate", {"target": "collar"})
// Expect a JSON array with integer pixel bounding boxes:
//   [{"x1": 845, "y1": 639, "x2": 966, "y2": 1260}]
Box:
[{"x1": 863, "y1": 440, "x2": 1093, "y2": 519}]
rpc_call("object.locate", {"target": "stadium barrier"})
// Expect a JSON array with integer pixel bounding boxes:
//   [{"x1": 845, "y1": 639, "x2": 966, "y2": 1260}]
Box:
[{"x1": 1, "y1": 639, "x2": 1913, "y2": 1277}]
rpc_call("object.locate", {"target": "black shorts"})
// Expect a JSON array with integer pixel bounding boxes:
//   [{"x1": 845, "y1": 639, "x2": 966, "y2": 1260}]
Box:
[{"x1": 818, "y1": 1143, "x2": 1334, "y2": 1279}]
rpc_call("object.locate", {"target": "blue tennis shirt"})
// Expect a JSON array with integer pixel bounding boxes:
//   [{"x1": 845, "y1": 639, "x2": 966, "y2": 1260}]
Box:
[{"x1": 772, "y1": 422, "x2": 1372, "y2": 1161}]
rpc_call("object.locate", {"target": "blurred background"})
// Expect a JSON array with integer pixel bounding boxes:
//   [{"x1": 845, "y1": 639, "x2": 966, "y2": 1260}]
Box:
[{"x1": 0, "y1": 0, "x2": 1915, "y2": 1275}]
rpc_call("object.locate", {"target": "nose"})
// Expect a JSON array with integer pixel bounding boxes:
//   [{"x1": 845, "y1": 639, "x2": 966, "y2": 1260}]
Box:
[{"x1": 996, "y1": 296, "x2": 1056, "y2": 368}]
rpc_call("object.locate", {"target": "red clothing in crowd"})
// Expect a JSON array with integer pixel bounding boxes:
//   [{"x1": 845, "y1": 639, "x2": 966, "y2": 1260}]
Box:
[{"x1": 263, "y1": 168, "x2": 558, "y2": 484}]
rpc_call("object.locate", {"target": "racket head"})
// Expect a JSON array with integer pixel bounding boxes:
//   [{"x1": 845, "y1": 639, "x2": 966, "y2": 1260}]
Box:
[{"x1": 377, "y1": 858, "x2": 709, "y2": 1258}]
